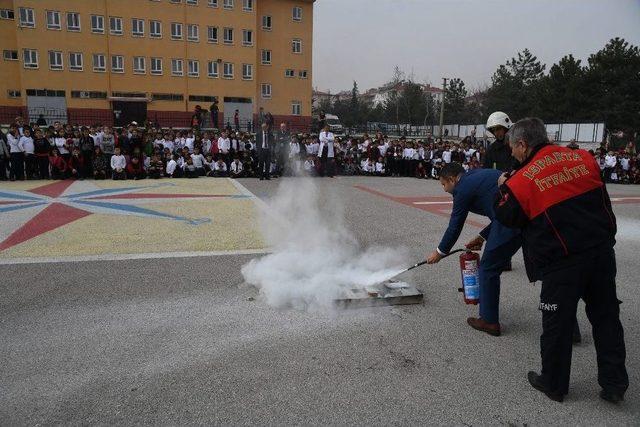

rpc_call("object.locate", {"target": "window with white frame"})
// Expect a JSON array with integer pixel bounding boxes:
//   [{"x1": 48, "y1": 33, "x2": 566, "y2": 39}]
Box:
[
  {"x1": 242, "y1": 29, "x2": 253, "y2": 46},
  {"x1": 23, "y1": 49, "x2": 38, "y2": 68},
  {"x1": 3, "y1": 50, "x2": 18, "y2": 61},
  {"x1": 91, "y1": 15, "x2": 104, "y2": 33},
  {"x1": 187, "y1": 24, "x2": 199, "y2": 41},
  {"x1": 207, "y1": 26, "x2": 218, "y2": 43},
  {"x1": 46, "y1": 11, "x2": 61, "y2": 30},
  {"x1": 93, "y1": 53, "x2": 106, "y2": 72},
  {"x1": 292, "y1": 6, "x2": 302, "y2": 21},
  {"x1": 242, "y1": 63, "x2": 253, "y2": 80},
  {"x1": 285, "y1": 69, "x2": 295, "y2": 78},
  {"x1": 170, "y1": 0, "x2": 181, "y2": 3},
  {"x1": 242, "y1": 0, "x2": 253, "y2": 11},
  {"x1": 188, "y1": 60, "x2": 199, "y2": 77},
  {"x1": 110, "y1": 16, "x2": 123, "y2": 35},
  {"x1": 262, "y1": 15, "x2": 271, "y2": 30},
  {"x1": 67, "y1": 12, "x2": 80, "y2": 31},
  {"x1": 223, "y1": 62, "x2": 233, "y2": 78},
  {"x1": 19, "y1": 8, "x2": 34, "y2": 27},
  {"x1": 261, "y1": 49, "x2": 271, "y2": 65},
  {"x1": 299, "y1": 69, "x2": 308, "y2": 79},
  {"x1": 171, "y1": 58, "x2": 183, "y2": 76},
  {"x1": 132, "y1": 18, "x2": 144, "y2": 36},
  {"x1": 48, "y1": 51, "x2": 63, "y2": 70},
  {"x1": 292, "y1": 39, "x2": 302, "y2": 54},
  {"x1": 8, "y1": 90, "x2": 21, "y2": 98},
  {"x1": 223, "y1": 27, "x2": 233, "y2": 44},
  {"x1": 171, "y1": 22, "x2": 183, "y2": 39},
  {"x1": 151, "y1": 57, "x2": 162, "y2": 75},
  {"x1": 291, "y1": 101, "x2": 301, "y2": 116},
  {"x1": 133, "y1": 56, "x2": 146, "y2": 73},
  {"x1": 186, "y1": 0, "x2": 198, "y2": 4},
  {"x1": 207, "y1": 61, "x2": 219, "y2": 77},
  {"x1": 261, "y1": 83, "x2": 272, "y2": 99},
  {"x1": 208, "y1": 0, "x2": 219, "y2": 7},
  {"x1": 111, "y1": 55, "x2": 124, "y2": 72},
  {"x1": 0, "y1": 9, "x2": 15, "y2": 20},
  {"x1": 223, "y1": 0, "x2": 234, "y2": 9},
  {"x1": 69, "y1": 52, "x2": 83, "y2": 71},
  {"x1": 150, "y1": 20, "x2": 161, "y2": 37}
]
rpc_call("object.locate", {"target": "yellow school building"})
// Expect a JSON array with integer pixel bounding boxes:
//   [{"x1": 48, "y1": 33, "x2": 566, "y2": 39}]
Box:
[{"x1": 0, "y1": 0, "x2": 314, "y2": 129}]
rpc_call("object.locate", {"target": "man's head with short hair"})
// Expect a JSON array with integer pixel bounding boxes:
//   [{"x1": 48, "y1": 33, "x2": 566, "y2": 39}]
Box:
[
  {"x1": 439, "y1": 162, "x2": 465, "y2": 194},
  {"x1": 507, "y1": 117, "x2": 548, "y2": 163}
]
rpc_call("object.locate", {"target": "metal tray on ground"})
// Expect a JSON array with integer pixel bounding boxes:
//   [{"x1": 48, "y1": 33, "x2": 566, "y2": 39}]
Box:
[{"x1": 334, "y1": 281, "x2": 423, "y2": 308}]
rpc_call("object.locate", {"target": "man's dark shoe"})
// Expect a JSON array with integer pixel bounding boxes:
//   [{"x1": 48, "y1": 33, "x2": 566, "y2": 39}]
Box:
[
  {"x1": 600, "y1": 389, "x2": 624, "y2": 404},
  {"x1": 527, "y1": 371, "x2": 564, "y2": 402},
  {"x1": 467, "y1": 317, "x2": 501, "y2": 336}
]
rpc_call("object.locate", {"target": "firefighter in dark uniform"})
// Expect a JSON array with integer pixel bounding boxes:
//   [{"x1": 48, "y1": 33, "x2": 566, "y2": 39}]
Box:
[
  {"x1": 494, "y1": 118, "x2": 628, "y2": 403},
  {"x1": 483, "y1": 111, "x2": 514, "y2": 172}
]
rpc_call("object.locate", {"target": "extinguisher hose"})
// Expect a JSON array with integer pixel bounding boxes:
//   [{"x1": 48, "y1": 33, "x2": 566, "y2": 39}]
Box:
[{"x1": 398, "y1": 248, "x2": 467, "y2": 275}]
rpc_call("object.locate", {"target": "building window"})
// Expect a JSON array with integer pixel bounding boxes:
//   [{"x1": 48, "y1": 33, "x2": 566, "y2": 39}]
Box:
[
  {"x1": 186, "y1": 0, "x2": 198, "y2": 4},
  {"x1": 242, "y1": 63, "x2": 253, "y2": 80},
  {"x1": 8, "y1": 90, "x2": 21, "y2": 98},
  {"x1": 171, "y1": 22, "x2": 183, "y2": 39},
  {"x1": 223, "y1": 0, "x2": 234, "y2": 9},
  {"x1": 187, "y1": 24, "x2": 199, "y2": 42},
  {"x1": 207, "y1": 26, "x2": 218, "y2": 43},
  {"x1": 170, "y1": 0, "x2": 182, "y2": 3},
  {"x1": 208, "y1": 0, "x2": 219, "y2": 7},
  {"x1": 299, "y1": 70, "x2": 308, "y2": 79},
  {"x1": 48, "y1": 51, "x2": 63, "y2": 70},
  {"x1": 292, "y1": 6, "x2": 302, "y2": 21},
  {"x1": 0, "y1": 9, "x2": 15, "y2": 20},
  {"x1": 3, "y1": 50, "x2": 18, "y2": 61},
  {"x1": 152, "y1": 93, "x2": 184, "y2": 101},
  {"x1": 150, "y1": 20, "x2": 162, "y2": 38},
  {"x1": 261, "y1": 83, "x2": 272, "y2": 99},
  {"x1": 207, "y1": 61, "x2": 219, "y2": 78},
  {"x1": 111, "y1": 55, "x2": 124, "y2": 73},
  {"x1": 71, "y1": 91, "x2": 107, "y2": 99},
  {"x1": 23, "y1": 49, "x2": 38, "y2": 69},
  {"x1": 188, "y1": 60, "x2": 199, "y2": 77},
  {"x1": 291, "y1": 101, "x2": 301, "y2": 116},
  {"x1": 93, "y1": 53, "x2": 106, "y2": 72},
  {"x1": 133, "y1": 56, "x2": 146, "y2": 74},
  {"x1": 110, "y1": 17, "x2": 123, "y2": 35},
  {"x1": 242, "y1": 30, "x2": 253, "y2": 46},
  {"x1": 69, "y1": 52, "x2": 83, "y2": 71},
  {"x1": 242, "y1": 0, "x2": 253, "y2": 11},
  {"x1": 19, "y1": 7, "x2": 35, "y2": 27},
  {"x1": 91, "y1": 15, "x2": 104, "y2": 33},
  {"x1": 261, "y1": 50, "x2": 271, "y2": 65},
  {"x1": 171, "y1": 59, "x2": 183, "y2": 76},
  {"x1": 151, "y1": 57, "x2": 162, "y2": 75},
  {"x1": 132, "y1": 18, "x2": 144, "y2": 36},
  {"x1": 285, "y1": 69, "x2": 295, "y2": 78},
  {"x1": 223, "y1": 27, "x2": 233, "y2": 44},
  {"x1": 46, "y1": 11, "x2": 61, "y2": 30},
  {"x1": 262, "y1": 15, "x2": 272, "y2": 30},
  {"x1": 223, "y1": 62, "x2": 233, "y2": 79},
  {"x1": 67, "y1": 12, "x2": 80, "y2": 31},
  {"x1": 292, "y1": 39, "x2": 302, "y2": 54}
]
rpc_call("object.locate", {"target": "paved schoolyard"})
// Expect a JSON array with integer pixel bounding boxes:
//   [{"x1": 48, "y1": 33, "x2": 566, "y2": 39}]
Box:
[{"x1": 1, "y1": 176, "x2": 638, "y2": 425}]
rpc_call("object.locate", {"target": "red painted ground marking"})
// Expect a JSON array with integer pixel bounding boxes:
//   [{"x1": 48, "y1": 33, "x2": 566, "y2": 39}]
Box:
[
  {"x1": 354, "y1": 185, "x2": 486, "y2": 228},
  {"x1": 0, "y1": 203, "x2": 91, "y2": 251},
  {"x1": 88, "y1": 193, "x2": 238, "y2": 200},
  {"x1": 27, "y1": 180, "x2": 76, "y2": 198},
  {"x1": 0, "y1": 200, "x2": 30, "y2": 205}
]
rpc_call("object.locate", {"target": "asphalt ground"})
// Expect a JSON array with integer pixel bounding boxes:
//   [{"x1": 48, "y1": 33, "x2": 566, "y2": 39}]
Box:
[{"x1": 1, "y1": 176, "x2": 639, "y2": 425}]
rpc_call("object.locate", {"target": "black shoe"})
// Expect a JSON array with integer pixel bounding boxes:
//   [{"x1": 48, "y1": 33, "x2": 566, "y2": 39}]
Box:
[
  {"x1": 600, "y1": 389, "x2": 624, "y2": 404},
  {"x1": 527, "y1": 371, "x2": 564, "y2": 402}
]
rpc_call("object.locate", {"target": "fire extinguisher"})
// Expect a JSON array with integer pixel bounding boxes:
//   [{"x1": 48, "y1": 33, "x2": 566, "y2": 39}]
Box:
[{"x1": 458, "y1": 250, "x2": 480, "y2": 305}]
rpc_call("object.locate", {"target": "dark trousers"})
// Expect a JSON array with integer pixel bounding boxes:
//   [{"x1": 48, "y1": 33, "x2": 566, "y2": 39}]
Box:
[
  {"x1": 37, "y1": 155, "x2": 50, "y2": 179},
  {"x1": 9, "y1": 152, "x2": 24, "y2": 180},
  {"x1": 0, "y1": 156, "x2": 8, "y2": 179},
  {"x1": 319, "y1": 155, "x2": 335, "y2": 177},
  {"x1": 538, "y1": 246, "x2": 628, "y2": 396},
  {"x1": 82, "y1": 150, "x2": 93, "y2": 177},
  {"x1": 24, "y1": 154, "x2": 36, "y2": 179},
  {"x1": 258, "y1": 149, "x2": 271, "y2": 179}
]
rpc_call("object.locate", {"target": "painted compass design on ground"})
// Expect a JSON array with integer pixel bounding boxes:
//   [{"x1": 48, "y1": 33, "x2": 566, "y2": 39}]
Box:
[{"x1": 0, "y1": 180, "x2": 250, "y2": 252}]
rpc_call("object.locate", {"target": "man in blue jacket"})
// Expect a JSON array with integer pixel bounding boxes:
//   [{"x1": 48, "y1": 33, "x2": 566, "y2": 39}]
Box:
[{"x1": 427, "y1": 162, "x2": 521, "y2": 336}]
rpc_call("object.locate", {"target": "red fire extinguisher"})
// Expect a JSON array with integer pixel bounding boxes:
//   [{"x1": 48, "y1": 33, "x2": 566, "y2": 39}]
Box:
[{"x1": 458, "y1": 250, "x2": 480, "y2": 305}]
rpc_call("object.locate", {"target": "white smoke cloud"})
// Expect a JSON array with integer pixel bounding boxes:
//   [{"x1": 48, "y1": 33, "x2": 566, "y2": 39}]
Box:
[{"x1": 241, "y1": 177, "x2": 409, "y2": 311}]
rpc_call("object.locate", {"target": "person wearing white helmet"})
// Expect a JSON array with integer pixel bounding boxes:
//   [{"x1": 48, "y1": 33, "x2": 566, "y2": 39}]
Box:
[{"x1": 484, "y1": 111, "x2": 514, "y2": 172}]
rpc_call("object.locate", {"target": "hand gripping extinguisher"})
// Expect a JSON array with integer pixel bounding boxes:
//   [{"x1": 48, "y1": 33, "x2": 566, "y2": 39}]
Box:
[{"x1": 458, "y1": 250, "x2": 480, "y2": 305}]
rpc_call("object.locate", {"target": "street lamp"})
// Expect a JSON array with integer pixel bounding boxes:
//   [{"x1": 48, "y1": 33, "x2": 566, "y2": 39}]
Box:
[{"x1": 438, "y1": 77, "x2": 448, "y2": 139}]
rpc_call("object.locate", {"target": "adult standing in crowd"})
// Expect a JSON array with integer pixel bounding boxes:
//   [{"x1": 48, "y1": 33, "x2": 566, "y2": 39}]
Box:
[
  {"x1": 317, "y1": 124, "x2": 336, "y2": 177},
  {"x1": 256, "y1": 123, "x2": 273, "y2": 180},
  {"x1": 275, "y1": 122, "x2": 290, "y2": 176},
  {"x1": 495, "y1": 117, "x2": 628, "y2": 403},
  {"x1": 210, "y1": 100, "x2": 219, "y2": 129},
  {"x1": 0, "y1": 128, "x2": 10, "y2": 180}
]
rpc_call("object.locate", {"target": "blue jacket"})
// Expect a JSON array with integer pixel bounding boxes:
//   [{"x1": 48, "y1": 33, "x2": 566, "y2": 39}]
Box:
[{"x1": 437, "y1": 168, "x2": 519, "y2": 254}]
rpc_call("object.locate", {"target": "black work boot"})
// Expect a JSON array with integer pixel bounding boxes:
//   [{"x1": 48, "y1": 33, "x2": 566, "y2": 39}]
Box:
[
  {"x1": 527, "y1": 371, "x2": 564, "y2": 402},
  {"x1": 600, "y1": 389, "x2": 624, "y2": 404}
]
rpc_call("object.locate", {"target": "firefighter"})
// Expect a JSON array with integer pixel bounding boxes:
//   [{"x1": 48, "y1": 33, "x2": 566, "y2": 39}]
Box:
[
  {"x1": 426, "y1": 162, "x2": 521, "y2": 336},
  {"x1": 483, "y1": 111, "x2": 514, "y2": 171},
  {"x1": 494, "y1": 117, "x2": 628, "y2": 403}
]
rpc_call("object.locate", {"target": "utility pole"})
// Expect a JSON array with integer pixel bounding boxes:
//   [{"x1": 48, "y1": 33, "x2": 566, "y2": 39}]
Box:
[{"x1": 438, "y1": 77, "x2": 448, "y2": 139}]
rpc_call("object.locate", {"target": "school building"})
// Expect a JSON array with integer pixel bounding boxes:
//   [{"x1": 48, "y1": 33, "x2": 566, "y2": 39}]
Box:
[{"x1": 0, "y1": 0, "x2": 314, "y2": 129}]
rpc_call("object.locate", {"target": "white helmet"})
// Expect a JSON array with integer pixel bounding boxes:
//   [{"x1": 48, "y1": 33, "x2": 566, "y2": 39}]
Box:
[{"x1": 486, "y1": 111, "x2": 512, "y2": 131}]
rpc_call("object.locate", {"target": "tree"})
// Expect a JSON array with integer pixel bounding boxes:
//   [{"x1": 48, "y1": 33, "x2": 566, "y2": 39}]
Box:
[
  {"x1": 536, "y1": 54, "x2": 587, "y2": 122},
  {"x1": 444, "y1": 78, "x2": 468, "y2": 123}
]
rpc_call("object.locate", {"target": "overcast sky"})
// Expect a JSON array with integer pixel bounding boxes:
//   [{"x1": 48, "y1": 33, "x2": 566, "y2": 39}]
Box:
[{"x1": 312, "y1": 0, "x2": 640, "y2": 93}]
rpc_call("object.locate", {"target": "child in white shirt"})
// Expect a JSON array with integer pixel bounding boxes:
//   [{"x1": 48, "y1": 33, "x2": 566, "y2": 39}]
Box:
[{"x1": 110, "y1": 147, "x2": 127, "y2": 180}]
